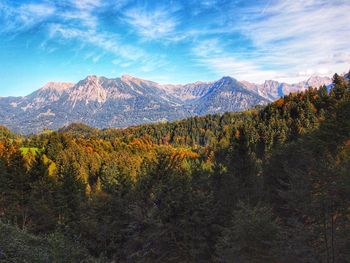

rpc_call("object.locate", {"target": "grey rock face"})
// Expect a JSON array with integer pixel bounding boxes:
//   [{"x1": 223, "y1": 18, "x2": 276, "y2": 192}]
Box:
[{"x1": 0, "y1": 74, "x2": 332, "y2": 134}]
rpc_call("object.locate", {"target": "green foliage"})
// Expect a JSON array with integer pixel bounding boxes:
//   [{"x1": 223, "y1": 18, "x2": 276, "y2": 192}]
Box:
[
  {"x1": 0, "y1": 126, "x2": 17, "y2": 140},
  {"x1": 0, "y1": 74, "x2": 349, "y2": 262},
  {"x1": 0, "y1": 223, "x2": 96, "y2": 263},
  {"x1": 216, "y1": 202, "x2": 280, "y2": 263},
  {"x1": 264, "y1": 88, "x2": 350, "y2": 262}
]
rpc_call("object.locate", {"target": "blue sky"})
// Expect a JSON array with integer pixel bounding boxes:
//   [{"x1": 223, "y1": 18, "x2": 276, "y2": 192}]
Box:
[{"x1": 0, "y1": 0, "x2": 349, "y2": 96}]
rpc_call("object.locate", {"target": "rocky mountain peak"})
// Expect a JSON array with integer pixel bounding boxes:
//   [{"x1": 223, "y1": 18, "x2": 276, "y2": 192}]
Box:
[
  {"x1": 188, "y1": 81, "x2": 212, "y2": 85},
  {"x1": 68, "y1": 76, "x2": 107, "y2": 105},
  {"x1": 345, "y1": 71, "x2": 350, "y2": 81},
  {"x1": 304, "y1": 75, "x2": 331, "y2": 88},
  {"x1": 27, "y1": 82, "x2": 74, "y2": 104},
  {"x1": 264, "y1": 79, "x2": 280, "y2": 86},
  {"x1": 0, "y1": 73, "x2": 336, "y2": 134},
  {"x1": 121, "y1": 74, "x2": 158, "y2": 87},
  {"x1": 40, "y1": 82, "x2": 74, "y2": 92},
  {"x1": 78, "y1": 75, "x2": 102, "y2": 85},
  {"x1": 121, "y1": 74, "x2": 136, "y2": 81},
  {"x1": 219, "y1": 76, "x2": 235, "y2": 83}
]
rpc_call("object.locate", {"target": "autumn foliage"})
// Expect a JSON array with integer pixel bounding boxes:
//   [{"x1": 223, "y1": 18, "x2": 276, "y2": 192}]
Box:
[{"x1": 0, "y1": 74, "x2": 349, "y2": 262}]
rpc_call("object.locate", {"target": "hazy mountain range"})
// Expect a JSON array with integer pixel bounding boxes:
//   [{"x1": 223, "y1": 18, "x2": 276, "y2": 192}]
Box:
[{"x1": 0, "y1": 75, "x2": 331, "y2": 134}]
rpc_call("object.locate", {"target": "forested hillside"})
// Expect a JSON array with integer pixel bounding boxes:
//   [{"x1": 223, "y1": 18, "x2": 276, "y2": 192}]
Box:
[
  {"x1": 0, "y1": 74, "x2": 330, "y2": 134},
  {"x1": 0, "y1": 73, "x2": 349, "y2": 262}
]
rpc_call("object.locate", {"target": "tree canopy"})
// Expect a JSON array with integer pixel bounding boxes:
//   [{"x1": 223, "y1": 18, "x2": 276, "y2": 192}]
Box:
[{"x1": 0, "y1": 74, "x2": 349, "y2": 262}]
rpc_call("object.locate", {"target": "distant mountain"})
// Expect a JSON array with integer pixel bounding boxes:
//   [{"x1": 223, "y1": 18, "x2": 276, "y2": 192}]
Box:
[
  {"x1": 160, "y1": 81, "x2": 213, "y2": 102},
  {"x1": 241, "y1": 75, "x2": 332, "y2": 101},
  {"x1": 345, "y1": 71, "x2": 350, "y2": 81},
  {"x1": 0, "y1": 74, "x2": 332, "y2": 134},
  {"x1": 191, "y1": 77, "x2": 270, "y2": 114}
]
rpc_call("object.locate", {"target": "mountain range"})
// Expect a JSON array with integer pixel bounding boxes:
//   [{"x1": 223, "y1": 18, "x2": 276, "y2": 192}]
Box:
[{"x1": 0, "y1": 75, "x2": 331, "y2": 134}]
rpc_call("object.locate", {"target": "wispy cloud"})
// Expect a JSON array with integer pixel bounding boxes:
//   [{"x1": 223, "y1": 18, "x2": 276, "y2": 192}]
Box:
[
  {"x1": 1, "y1": 0, "x2": 349, "y2": 88},
  {"x1": 0, "y1": 0, "x2": 168, "y2": 72},
  {"x1": 49, "y1": 24, "x2": 144, "y2": 61},
  {"x1": 123, "y1": 6, "x2": 179, "y2": 41},
  {"x1": 198, "y1": 55, "x2": 278, "y2": 81},
  {"x1": 61, "y1": 0, "x2": 105, "y2": 29},
  {"x1": 193, "y1": 38, "x2": 278, "y2": 82},
  {"x1": 0, "y1": 2, "x2": 55, "y2": 32},
  {"x1": 239, "y1": 0, "x2": 350, "y2": 80},
  {"x1": 70, "y1": 0, "x2": 102, "y2": 10},
  {"x1": 62, "y1": 10, "x2": 99, "y2": 29},
  {"x1": 190, "y1": 0, "x2": 350, "y2": 82},
  {"x1": 192, "y1": 39, "x2": 225, "y2": 57},
  {"x1": 49, "y1": 23, "x2": 168, "y2": 72}
]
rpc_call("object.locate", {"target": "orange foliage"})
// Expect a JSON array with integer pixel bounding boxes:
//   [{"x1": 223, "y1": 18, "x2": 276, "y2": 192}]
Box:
[
  {"x1": 345, "y1": 139, "x2": 350, "y2": 148},
  {"x1": 275, "y1": 98, "x2": 285, "y2": 107},
  {"x1": 170, "y1": 148, "x2": 199, "y2": 161},
  {"x1": 0, "y1": 141, "x2": 4, "y2": 157},
  {"x1": 85, "y1": 146, "x2": 94, "y2": 154},
  {"x1": 0, "y1": 140, "x2": 18, "y2": 165},
  {"x1": 235, "y1": 130, "x2": 240, "y2": 138},
  {"x1": 129, "y1": 137, "x2": 154, "y2": 152},
  {"x1": 309, "y1": 103, "x2": 318, "y2": 113}
]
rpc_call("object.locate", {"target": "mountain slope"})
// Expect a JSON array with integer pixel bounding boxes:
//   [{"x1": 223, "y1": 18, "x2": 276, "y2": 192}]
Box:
[
  {"x1": 192, "y1": 77, "x2": 270, "y2": 114},
  {"x1": 160, "y1": 81, "x2": 213, "y2": 102},
  {"x1": 241, "y1": 75, "x2": 332, "y2": 101},
  {"x1": 0, "y1": 74, "x2": 332, "y2": 134}
]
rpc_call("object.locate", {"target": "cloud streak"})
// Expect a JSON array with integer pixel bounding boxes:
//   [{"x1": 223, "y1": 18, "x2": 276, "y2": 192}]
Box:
[
  {"x1": 123, "y1": 6, "x2": 179, "y2": 41},
  {"x1": 190, "y1": 0, "x2": 350, "y2": 83},
  {"x1": 192, "y1": 38, "x2": 278, "y2": 82},
  {"x1": 0, "y1": 0, "x2": 169, "y2": 73},
  {"x1": 240, "y1": 0, "x2": 350, "y2": 81},
  {"x1": 0, "y1": 0, "x2": 349, "y2": 88},
  {"x1": 49, "y1": 24, "x2": 144, "y2": 61},
  {"x1": 0, "y1": 2, "x2": 56, "y2": 32}
]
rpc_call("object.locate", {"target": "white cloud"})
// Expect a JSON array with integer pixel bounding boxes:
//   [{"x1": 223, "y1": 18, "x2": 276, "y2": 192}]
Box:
[
  {"x1": 0, "y1": 2, "x2": 55, "y2": 32},
  {"x1": 123, "y1": 7, "x2": 179, "y2": 40},
  {"x1": 84, "y1": 52, "x2": 104, "y2": 63},
  {"x1": 1, "y1": 0, "x2": 348, "y2": 84},
  {"x1": 49, "y1": 24, "x2": 168, "y2": 72},
  {"x1": 49, "y1": 24, "x2": 144, "y2": 60},
  {"x1": 195, "y1": 54, "x2": 278, "y2": 83},
  {"x1": 192, "y1": 38, "x2": 277, "y2": 82},
  {"x1": 0, "y1": 0, "x2": 100, "y2": 32},
  {"x1": 192, "y1": 39, "x2": 224, "y2": 57},
  {"x1": 20, "y1": 3, "x2": 55, "y2": 18},
  {"x1": 60, "y1": 0, "x2": 106, "y2": 29},
  {"x1": 239, "y1": 0, "x2": 350, "y2": 81},
  {"x1": 199, "y1": 56, "x2": 275, "y2": 79},
  {"x1": 70, "y1": 0, "x2": 102, "y2": 10},
  {"x1": 61, "y1": 9, "x2": 98, "y2": 28},
  {"x1": 192, "y1": 0, "x2": 350, "y2": 82}
]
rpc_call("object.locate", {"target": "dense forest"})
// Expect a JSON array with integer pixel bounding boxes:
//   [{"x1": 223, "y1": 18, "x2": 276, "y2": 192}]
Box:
[{"x1": 0, "y1": 73, "x2": 349, "y2": 262}]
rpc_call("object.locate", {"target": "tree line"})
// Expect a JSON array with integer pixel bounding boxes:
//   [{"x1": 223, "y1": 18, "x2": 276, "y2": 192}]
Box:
[{"x1": 0, "y1": 73, "x2": 349, "y2": 262}]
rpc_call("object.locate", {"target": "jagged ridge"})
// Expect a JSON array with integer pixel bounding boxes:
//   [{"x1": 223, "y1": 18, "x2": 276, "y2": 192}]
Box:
[{"x1": 0, "y1": 74, "x2": 332, "y2": 134}]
